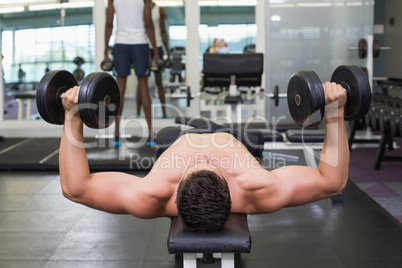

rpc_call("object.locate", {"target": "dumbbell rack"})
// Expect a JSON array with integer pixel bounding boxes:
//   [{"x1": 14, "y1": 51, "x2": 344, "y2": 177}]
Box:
[
  {"x1": 350, "y1": 90, "x2": 402, "y2": 170},
  {"x1": 373, "y1": 80, "x2": 402, "y2": 170}
]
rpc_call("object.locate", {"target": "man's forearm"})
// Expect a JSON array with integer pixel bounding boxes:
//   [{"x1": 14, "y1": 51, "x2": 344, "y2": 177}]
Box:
[
  {"x1": 146, "y1": 24, "x2": 158, "y2": 58},
  {"x1": 59, "y1": 112, "x2": 91, "y2": 199},
  {"x1": 319, "y1": 108, "x2": 349, "y2": 194},
  {"x1": 144, "y1": 2, "x2": 158, "y2": 58},
  {"x1": 104, "y1": 26, "x2": 113, "y2": 57}
]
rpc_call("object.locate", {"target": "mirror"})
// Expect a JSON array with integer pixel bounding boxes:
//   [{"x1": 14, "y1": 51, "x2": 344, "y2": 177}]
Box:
[
  {"x1": 0, "y1": 3, "x2": 94, "y2": 121},
  {"x1": 198, "y1": 4, "x2": 257, "y2": 120}
]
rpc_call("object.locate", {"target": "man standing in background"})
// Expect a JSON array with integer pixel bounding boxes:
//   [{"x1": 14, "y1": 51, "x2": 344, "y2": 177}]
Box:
[{"x1": 104, "y1": 0, "x2": 160, "y2": 146}]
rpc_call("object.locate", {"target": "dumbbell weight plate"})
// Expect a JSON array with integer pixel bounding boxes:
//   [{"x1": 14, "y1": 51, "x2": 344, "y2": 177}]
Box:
[
  {"x1": 73, "y1": 56, "x2": 85, "y2": 66},
  {"x1": 73, "y1": 68, "x2": 85, "y2": 82},
  {"x1": 287, "y1": 70, "x2": 325, "y2": 127},
  {"x1": 164, "y1": 58, "x2": 173, "y2": 68},
  {"x1": 358, "y1": 38, "x2": 367, "y2": 59},
  {"x1": 78, "y1": 72, "x2": 120, "y2": 129},
  {"x1": 273, "y1": 85, "x2": 279, "y2": 107},
  {"x1": 364, "y1": 103, "x2": 383, "y2": 128},
  {"x1": 373, "y1": 39, "x2": 381, "y2": 58},
  {"x1": 101, "y1": 59, "x2": 114, "y2": 72},
  {"x1": 390, "y1": 113, "x2": 402, "y2": 137},
  {"x1": 378, "y1": 107, "x2": 395, "y2": 133},
  {"x1": 149, "y1": 59, "x2": 164, "y2": 72},
  {"x1": 36, "y1": 70, "x2": 78, "y2": 125},
  {"x1": 330, "y1": 65, "x2": 371, "y2": 122}
]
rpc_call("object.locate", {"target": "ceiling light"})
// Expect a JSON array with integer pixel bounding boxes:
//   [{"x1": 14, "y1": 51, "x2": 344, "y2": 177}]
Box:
[
  {"x1": 28, "y1": 4, "x2": 61, "y2": 11},
  {"x1": 28, "y1": 1, "x2": 95, "y2": 11},
  {"x1": 270, "y1": 15, "x2": 281, "y2": 22},
  {"x1": 0, "y1": 6, "x2": 25, "y2": 14},
  {"x1": 270, "y1": 3, "x2": 296, "y2": 8},
  {"x1": 61, "y1": 1, "x2": 94, "y2": 8},
  {"x1": 297, "y1": 3, "x2": 332, "y2": 7},
  {"x1": 198, "y1": 0, "x2": 256, "y2": 6},
  {"x1": 155, "y1": 1, "x2": 184, "y2": 6}
]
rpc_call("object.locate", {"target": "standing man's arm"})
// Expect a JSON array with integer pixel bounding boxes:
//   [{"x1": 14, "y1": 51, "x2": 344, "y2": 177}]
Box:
[
  {"x1": 104, "y1": 0, "x2": 114, "y2": 60},
  {"x1": 159, "y1": 6, "x2": 170, "y2": 60},
  {"x1": 144, "y1": 0, "x2": 159, "y2": 60}
]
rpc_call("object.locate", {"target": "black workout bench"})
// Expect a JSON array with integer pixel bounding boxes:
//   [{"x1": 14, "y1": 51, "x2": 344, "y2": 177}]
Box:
[{"x1": 167, "y1": 214, "x2": 251, "y2": 268}]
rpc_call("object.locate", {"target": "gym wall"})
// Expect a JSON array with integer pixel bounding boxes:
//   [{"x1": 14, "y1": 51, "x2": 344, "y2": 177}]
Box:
[
  {"x1": 384, "y1": 0, "x2": 402, "y2": 78},
  {"x1": 266, "y1": 2, "x2": 374, "y2": 124}
]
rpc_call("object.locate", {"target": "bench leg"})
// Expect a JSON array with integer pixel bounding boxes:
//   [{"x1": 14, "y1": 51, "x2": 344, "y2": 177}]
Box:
[
  {"x1": 26, "y1": 99, "x2": 32, "y2": 120},
  {"x1": 18, "y1": 100, "x2": 23, "y2": 120},
  {"x1": 221, "y1": 253, "x2": 235, "y2": 268},
  {"x1": 183, "y1": 253, "x2": 197, "y2": 268}
]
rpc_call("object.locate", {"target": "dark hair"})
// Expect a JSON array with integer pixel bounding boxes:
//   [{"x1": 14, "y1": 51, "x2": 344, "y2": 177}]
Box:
[{"x1": 176, "y1": 170, "x2": 231, "y2": 232}]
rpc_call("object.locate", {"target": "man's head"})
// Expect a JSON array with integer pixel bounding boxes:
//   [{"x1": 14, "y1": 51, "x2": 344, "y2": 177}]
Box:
[{"x1": 176, "y1": 169, "x2": 231, "y2": 232}]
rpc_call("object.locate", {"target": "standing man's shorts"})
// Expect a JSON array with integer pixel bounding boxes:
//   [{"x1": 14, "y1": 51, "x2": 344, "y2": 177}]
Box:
[{"x1": 113, "y1": 44, "x2": 150, "y2": 77}]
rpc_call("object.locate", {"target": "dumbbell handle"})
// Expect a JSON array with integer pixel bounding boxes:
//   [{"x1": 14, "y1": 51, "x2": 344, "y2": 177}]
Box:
[
  {"x1": 348, "y1": 46, "x2": 391, "y2": 51},
  {"x1": 266, "y1": 93, "x2": 287, "y2": 98}
]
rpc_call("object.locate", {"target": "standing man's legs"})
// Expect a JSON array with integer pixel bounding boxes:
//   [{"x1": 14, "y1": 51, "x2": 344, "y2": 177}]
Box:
[
  {"x1": 154, "y1": 71, "x2": 167, "y2": 117},
  {"x1": 137, "y1": 75, "x2": 153, "y2": 138},
  {"x1": 139, "y1": 46, "x2": 167, "y2": 118},
  {"x1": 152, "y1": 46, "x2": 167, "y2": 118},
  {"x1": 132, "y1": 44, "x2": 154, "y2": 141},
  {"x1": 139, "y1": 71, "x2": 166, "y2": 118},
  {"x1": 112, "y1": 44, "x2": 132, "y2": 144},
  {"x1": 136, "y1": 84, "x2": 142, "y2": 117},
  {"x1": 115, "y1": 76, "x2": 127, "y2": 141}
]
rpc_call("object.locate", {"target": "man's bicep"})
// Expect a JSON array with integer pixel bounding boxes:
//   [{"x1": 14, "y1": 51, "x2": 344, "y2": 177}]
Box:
[
  {"x1": 74, "y1": 172, "x2": 159, "y2": 218},
  {"x1": 270, "y1": 166, "x2": 333, "y2": 207}
]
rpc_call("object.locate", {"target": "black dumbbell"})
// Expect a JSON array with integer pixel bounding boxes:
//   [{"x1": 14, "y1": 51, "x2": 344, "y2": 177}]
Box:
[
  {"x1": 149, "y1": 58, "x2": 164, "y2": 72},
  {"x1": 374, "y1": 95, "x2": 398, "y2": 107},
  {"x1": 364, "y1": 102, "x2": 383, "y2": 128},
  {"x1": 101, "y1": 58, "x2": 114, "y2": 72},
  {"x1": 368, "y1": 97, "x2": 401, "y2": 130},
  {"x1": 389, "y1": 112, "x2": 402, "y2": 137},
  {"x1": 164, "y1": 58, "x2": 173, "y2": 68},
  {"x1": 73, "y1": 56, "x2": 85, "y2": 66},
  {"x1": 386, "y1": 98, "x2": 402, "y2": 109},
  {"x1": 287, "y1": 65, "x2": 372, "y2": 127},
  {"x1": 379, "y1": 108, "x2": 402, "y2": 133},
  {"x1": 370, "y1": 105, "x2": 388, "y2": 130},
  {"x1": 36, "y1": 70, "x2": 120, "y2": 129}
]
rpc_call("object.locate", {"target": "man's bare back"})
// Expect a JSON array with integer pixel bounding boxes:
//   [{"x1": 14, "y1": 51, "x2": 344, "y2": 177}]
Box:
[{"x1": 148, "y1": 132, "x2": 266, "y2": 216}]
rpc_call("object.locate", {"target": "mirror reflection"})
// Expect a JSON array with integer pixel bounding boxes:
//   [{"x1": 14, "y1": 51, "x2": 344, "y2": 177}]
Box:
[{"x1": 0, "y1": 1, "x2": 256, "y2": 121}]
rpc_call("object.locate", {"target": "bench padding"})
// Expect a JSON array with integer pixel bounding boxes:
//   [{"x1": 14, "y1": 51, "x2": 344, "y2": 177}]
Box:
[{"x1": 167, "y1": 214, "x2": 251, "y2": 254}]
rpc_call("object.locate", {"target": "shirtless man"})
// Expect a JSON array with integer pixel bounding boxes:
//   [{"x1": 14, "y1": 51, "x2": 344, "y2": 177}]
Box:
[{"x1": 60, "y1": 82, "x2": 348, "y2": 232}]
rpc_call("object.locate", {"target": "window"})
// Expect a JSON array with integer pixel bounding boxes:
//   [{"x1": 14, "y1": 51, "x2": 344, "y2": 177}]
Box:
[
  {"x1": 2, "y1": 25, "x2": 95, "y2": 84},
  {"x1": 168, "y1": 23, "x2": 256, "y2": 55}
]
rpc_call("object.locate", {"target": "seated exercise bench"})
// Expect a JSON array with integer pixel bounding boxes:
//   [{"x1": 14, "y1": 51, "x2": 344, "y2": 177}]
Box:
[
  {"x1": 167, "y1": 214, "x2": 251, "y2": 268},
  {"x1": 202, "y1": 53, "x2": 265, "y2": 122},
  {"x1": 155, "y1": 122, "x2": 254, "y2": 267}
]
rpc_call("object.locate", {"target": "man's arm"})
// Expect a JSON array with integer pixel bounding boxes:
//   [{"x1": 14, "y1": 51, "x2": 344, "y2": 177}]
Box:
[
  {"x1": 104, "y1": 0, "x2": 114, "y2": 59},
  {"x1": 159, "y1": 6, "x2": 170, "y2": 59},
  {"x1": 245, "y1": 82, "x2": 348, "y2": 213},
  {"x1": 144, "y1": 0, "x2": 159, "y2": 60},
  {"x1": 59, "y1": 87, "x2": 167, "y2": 219}
]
